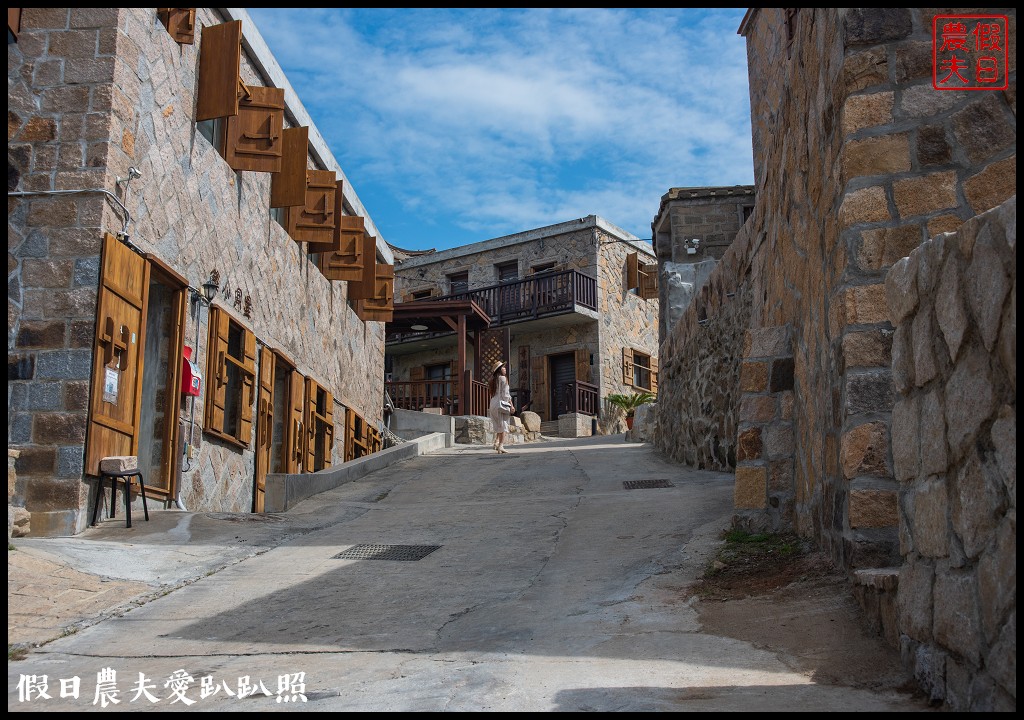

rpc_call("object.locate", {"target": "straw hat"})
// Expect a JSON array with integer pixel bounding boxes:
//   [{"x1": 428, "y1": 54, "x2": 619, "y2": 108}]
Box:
[{"x1": 491, "y1": 359, "x2": 506, "y2": 374}]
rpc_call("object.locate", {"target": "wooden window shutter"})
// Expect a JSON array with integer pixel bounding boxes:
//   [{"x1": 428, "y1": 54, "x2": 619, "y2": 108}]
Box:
[
  {"x1": 348, "y1": 244, "x2": 376, "y2": 301},
  {"x1": 622, "y1": 347, "x2": 634, "y2": 386},
  {"x1": 196, "y1": 20, "x2": 242, "y2": 121},
  {"x1": 318, "y1": 214, "x2": 366, "y2": 281},
  {"x1": 531, "y1": 355, "x2": 547, "y2": 419},
  {"x1": 253, "y1": 346, "x2": 276, "y2": 513},
  {"x1": 286, "y1": 369, "x2": 305, "y2": 474},
  {"x1": 639, "y1": 261, "x2": 659, "y2": 300},
  {"x1": 306, "y1": 178, "x2": 345, "y2": 253},
  {"x1": 344, "y1": 408, "x2": 354, "y2": 462},
  {"x1": 270, "y1": 126, "x2": 309, "y2": 208},
  {"x1": 85, "y1": 234, "x2": 151, "y2": 476},
  {"x1": 626, "y1": 252, "x2": 639, "y2": 290},
  {"x1": 355, "y1": 263, "x2": 395, "y2": 322},
  {"x1": 650, "y1": 357, "x2": 659, "y2": 394},
  {"x1": 9, "y1": 8, "x2": 23, "y2": 41},
  {"x1": 285, "y1": 170, "x2": 336, "y2": 246},
  {"x1": 303, "y1": 377, "x2": 317, "y2": 473},
  {"x1": 323, "y1": 391, "x2": 334, "y2": 469},
  {"x1": 223, "y1": 85, "x2": 285, "y2": 173},
  {"x1": 157, "y1": 8, "x2": 196, "y2": 44},
  {"x1": 203, "y1": 306, "x2": 230, "y2": 434},
  {"x1": 575, "y1": 348, "x2": 590, "y2": 384},
  {"x1": 238, "y1": 327, "x2": 257, "y2": 445}
]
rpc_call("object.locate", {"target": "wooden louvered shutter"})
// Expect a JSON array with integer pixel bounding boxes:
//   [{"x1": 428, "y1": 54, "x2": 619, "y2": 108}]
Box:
[
  {"x1": 323, "y1": 391, "x2": 334, "y2": 469},
  {"x1": 237, "y1": 327, "x2": 257, "y2": 445},
  {"x1": 355, "y1": 263, "x2": 395, "y2": 322},
  {"x1": 575, "y1": 348, "x2": 590, "y2": 384},
  {"x1": 304, "y1": 378, "x2": 317, "y2": 473},
  {"x1": 157, "y1": 8, "x2": 196, "y2": 44},
  {"x1": 85, "y1": 234, "x2": 151, "y2": 475},
  {"x1": 196, "y1": 20, "x2": 241, "y2": 121},
  {"x1": 626, "y1": 252, "x2": 639, "y2": 290},
  {"x1": 286, "y1": 369, "x2": 305, "y2": 473},
  {"x1": 286, "y1": 170, "x2": 336, "y2": 246},
  {"x1": 319, "y1": 215, "x2": 366, "y2": 281},
  {"x1": 650, "y1": 357, "x2": 659, "y2": 394},
  {"x1": 223, "y1": 85, "x2": 285, "y2": 173},
  {"x1": 531, "y1": 355, "x2": 547, "y2": 420},
  {"x1": 622, "y1": 347, "x2": 634, "y2": 386},
  {"x1": 270, "y1": 126, "x2": 309, "y2": 208},
  {"x1": 203, "y1": 306, "x2": 230, "y2": 433}
]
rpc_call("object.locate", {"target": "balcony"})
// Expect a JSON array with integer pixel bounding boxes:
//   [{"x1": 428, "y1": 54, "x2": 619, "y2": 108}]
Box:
[{"x1": 387, "y1": 269, "x2": 597, "y2": 346}]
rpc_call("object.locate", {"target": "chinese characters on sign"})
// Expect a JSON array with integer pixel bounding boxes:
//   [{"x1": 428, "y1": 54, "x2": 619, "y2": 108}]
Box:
[
  {"x1": 932, "y1": 15, "x2": 1009, "y2": 90},
  {"x1": 16, "y1": 670, "x2": 308, "y2": 706}
]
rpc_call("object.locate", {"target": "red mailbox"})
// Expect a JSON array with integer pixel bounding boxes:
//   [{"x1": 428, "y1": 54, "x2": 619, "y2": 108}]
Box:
[{"x1": 182, "y1": 346, "x2": 201, "y2": 396}]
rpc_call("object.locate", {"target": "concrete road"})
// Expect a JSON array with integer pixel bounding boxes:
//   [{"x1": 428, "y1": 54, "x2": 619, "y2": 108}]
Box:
[{"x1": 8, "y1": 436, "x2": 930, "y2": 712}]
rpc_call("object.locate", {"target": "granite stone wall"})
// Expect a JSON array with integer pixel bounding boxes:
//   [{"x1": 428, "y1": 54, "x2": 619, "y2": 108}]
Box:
[
  {"x1": 886, "y1": 198, "x2": 1015, "y2": 711},
  {"x1": 8, "y1": 8, "x2": 387, "y2": 533}
]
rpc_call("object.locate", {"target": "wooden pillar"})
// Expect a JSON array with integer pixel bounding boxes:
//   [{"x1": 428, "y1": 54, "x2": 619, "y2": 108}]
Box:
[{"x1": 457, "y1": 313, "x2": 467, "y2": 415}]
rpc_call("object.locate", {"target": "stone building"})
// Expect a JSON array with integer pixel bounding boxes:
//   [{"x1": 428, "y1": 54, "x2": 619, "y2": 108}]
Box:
[
  {"x1": 653, "y1": 8, "x2": 1014, "y2": 709},
  {"x1": 651, "y1": 185, "x2": 755, "y2": 345},
  {"x1": 386, "y1": 216, "x2": 659, "y2": 432},
  {"x1": 8, "y1": 8, "x2": 395, "y2": 536}
]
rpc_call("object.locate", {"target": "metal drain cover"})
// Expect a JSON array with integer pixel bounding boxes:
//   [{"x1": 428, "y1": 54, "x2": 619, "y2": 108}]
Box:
[
  {"x1": 623, "y1": 479, "x2": 675, "y2": 490},
  {"x1": 205, "y1": 512, "x2": 285, "y2": 523},
  {"x1": 333, "y1": 544, "x2": 441, "y2": 561}
]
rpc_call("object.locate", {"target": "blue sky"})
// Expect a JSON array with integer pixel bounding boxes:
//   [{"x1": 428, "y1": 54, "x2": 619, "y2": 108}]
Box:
[{"x1": 248, "y1": 8, "x2": 754, "y2": 252}]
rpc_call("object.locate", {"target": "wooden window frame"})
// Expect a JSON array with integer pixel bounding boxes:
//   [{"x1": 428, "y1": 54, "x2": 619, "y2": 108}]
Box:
[
  {"x1": 303, "y1": 376, "x2": 334, "y2": 473},
  {"x1": 203, "y1": 306, "x2": 256, "y2": 450},
  {"x1": 623, "y1": 347, "x2": 658, "y2": 393}
]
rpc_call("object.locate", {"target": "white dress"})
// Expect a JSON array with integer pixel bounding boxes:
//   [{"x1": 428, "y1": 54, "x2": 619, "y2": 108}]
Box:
[{"x1": 488, "y1": 375, "x2": 512, "y2": 433}]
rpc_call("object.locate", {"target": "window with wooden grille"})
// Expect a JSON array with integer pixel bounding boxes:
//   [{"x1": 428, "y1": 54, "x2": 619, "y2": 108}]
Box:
[
  {"x1": 410, "y1": 288, "x2": 434, "y2": 300},
  {"x1": 203, "y1": 306, "x2": 256, "y2": 448},
  {"x1": 303, "y1": 377, "x2": 334, "y2": 473},
  {"x1": 496, "y1": 261, "x2": 518, "y2": 282},
  {"x1": 622, "y1": 347, "x2": 658, "y2": 393},
  {"x1": 345, "y1": 408, "x2": 381, "y2": 462}
]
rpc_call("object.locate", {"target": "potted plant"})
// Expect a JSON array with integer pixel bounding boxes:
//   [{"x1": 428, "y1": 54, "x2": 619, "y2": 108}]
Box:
[{"x1": 606, "y1": 391, "x2": 656, "y2": 430}]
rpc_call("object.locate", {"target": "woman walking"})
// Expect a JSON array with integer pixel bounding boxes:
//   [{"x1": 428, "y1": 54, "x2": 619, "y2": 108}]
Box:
[{"x1": 488, "y1": 360, "x2": 514, "y2": 453}]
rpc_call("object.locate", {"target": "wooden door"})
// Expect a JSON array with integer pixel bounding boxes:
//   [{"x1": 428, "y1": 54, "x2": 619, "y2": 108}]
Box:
[
  {"x1": 549, "y1": 353, "x2": 576, "y2": 419},
  {"x1": 85, "y1": 234, "x2": 151, "y2": 476},
  {"x1": 253, "y1": 346, "x2": 276, "y2": 512}
]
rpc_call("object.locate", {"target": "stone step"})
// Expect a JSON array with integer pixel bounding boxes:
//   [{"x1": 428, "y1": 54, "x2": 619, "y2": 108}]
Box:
[{"x1": 539, "y1": 420, "x2": 560, "y2": 436}]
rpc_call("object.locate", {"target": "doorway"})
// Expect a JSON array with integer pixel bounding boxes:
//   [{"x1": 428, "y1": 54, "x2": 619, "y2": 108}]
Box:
[
  {"x1": 135, "y1": 267, "x2": 186, "y2": 500},
  {"x1": 549, "y1": 352, "x2": 576, "y2": 420}
]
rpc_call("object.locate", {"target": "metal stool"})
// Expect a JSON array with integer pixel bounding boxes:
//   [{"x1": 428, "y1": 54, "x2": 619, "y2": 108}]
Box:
[{"x1": 91, "y1": 456, "x2": 149, "y2": 529}]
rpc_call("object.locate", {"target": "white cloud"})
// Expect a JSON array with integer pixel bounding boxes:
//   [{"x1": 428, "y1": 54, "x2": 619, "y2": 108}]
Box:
[{"x1": 249, "y1": 8, "x2": 754, "y2": 247}]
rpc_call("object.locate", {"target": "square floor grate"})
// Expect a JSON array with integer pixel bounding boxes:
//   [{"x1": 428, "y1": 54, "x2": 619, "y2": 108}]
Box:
[
  {"x1": 623, "y1": 479, "x2": 675, "y2": 490},
  {"x1": 332, "y1": 544, "x2": 441, "y2": 561}
]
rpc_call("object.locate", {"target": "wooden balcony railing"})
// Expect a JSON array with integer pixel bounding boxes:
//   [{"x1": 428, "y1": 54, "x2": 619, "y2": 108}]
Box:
[
  {"x1": 572, "y1": 381, "x2": 599, "y2": 416},
  {"x1": 385, "y1": 377, "x2": 492, "y2": 416},
  {"x1": 389, "y1": 269, "x2": 597, "y2": 343}
]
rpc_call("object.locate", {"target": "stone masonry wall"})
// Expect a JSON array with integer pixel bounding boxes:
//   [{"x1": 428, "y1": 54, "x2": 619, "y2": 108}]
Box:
[
  {"x1": 595, "y1": 231, "x2": 659, "y2": 401},
  {"x1": 654, "y1": 221, "x2": 755, "y2": 472},
  {"x1": 8, "y1": 8, "x2": 386, "y2": 532},
  {"x1": 885, "y1": 198, "x2": 1015, "y2": 711}
]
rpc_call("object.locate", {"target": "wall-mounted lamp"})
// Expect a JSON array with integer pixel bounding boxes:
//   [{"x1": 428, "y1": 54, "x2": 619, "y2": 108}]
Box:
[
  {"x1": 685, "y1": 238, "x2": 701, "y2": 256},
  {"x1": 192, "y1": 271, "x2": 221, "y2": 310}
]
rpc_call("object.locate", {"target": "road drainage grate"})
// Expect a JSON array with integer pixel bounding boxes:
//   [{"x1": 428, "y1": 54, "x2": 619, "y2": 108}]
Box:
[
  {"x1": 332, "y1": 544, "x2": 441, "y2": 561},
  {"x1": 623, "y1": 479, "x2": 675, "y2": 490}
]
